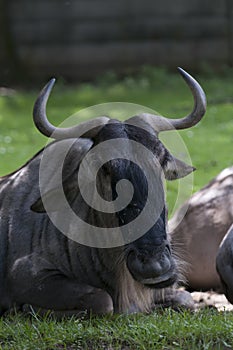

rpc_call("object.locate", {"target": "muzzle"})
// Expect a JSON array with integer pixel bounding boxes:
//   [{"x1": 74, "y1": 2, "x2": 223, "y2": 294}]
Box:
[{"x1": 126, "y1": 243, "x2": 177, "y2": 288}]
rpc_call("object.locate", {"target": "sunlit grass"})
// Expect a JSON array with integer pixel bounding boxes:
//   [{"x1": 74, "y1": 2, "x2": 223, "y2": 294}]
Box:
[{"x1": 1, "y1": 309, "x2": 233, "y2": 349}]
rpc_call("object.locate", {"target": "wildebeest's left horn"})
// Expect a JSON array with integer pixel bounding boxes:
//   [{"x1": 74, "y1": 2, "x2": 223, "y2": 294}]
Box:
[
  {"x1": 33, "y1": 78, "x2": 110, "y2": 139},
  {"x1": 137, "y1": 68, "x2": 207, "y2": 132}
]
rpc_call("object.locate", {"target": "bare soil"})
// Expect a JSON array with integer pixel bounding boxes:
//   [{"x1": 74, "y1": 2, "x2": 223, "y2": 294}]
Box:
[{"x1": 191, "y1": 291, "x2": 233, "y2": 311}]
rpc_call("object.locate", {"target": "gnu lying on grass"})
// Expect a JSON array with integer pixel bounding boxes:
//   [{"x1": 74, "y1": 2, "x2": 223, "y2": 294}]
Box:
[{"x1": 0, "y1": 68, "x2": 206, "y2": 316}]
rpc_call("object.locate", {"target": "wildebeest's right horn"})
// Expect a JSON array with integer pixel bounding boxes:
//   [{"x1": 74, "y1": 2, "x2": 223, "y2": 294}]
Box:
[
  {"x1": 33, "y1": 78, "x2": 110, "y2": 140},
  {"x1": 137, "y1": 68, "x2": 207, "y2": 132}
]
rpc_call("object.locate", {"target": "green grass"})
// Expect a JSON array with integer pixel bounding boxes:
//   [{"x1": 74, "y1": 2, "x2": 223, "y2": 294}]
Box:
[
  {"x1": 0, "y1": 66, "x2": 233, "y2": 349},
  {"x1": 1, "y1": 308, "x2": 233, "y2": 349}
]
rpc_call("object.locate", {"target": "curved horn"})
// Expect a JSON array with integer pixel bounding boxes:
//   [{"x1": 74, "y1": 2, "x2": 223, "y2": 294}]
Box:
[
  {"x1": 169, "y1": 67, "x2": 207, "y2": 130},
  {"x1": 135, "y1": 68, "x2": 207, "y2": 132},
  {"x1": 33, "y1": 78, "x2": 109, "y2": 139}
]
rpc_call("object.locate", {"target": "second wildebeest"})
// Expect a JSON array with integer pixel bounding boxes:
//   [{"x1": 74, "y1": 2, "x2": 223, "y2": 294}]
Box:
[
  {"x1": 0, "y1": 68, "x2": 206, "y2": 315},
  {"x1": 170, "y1": 167, "x2": 233, "y2": 291}
]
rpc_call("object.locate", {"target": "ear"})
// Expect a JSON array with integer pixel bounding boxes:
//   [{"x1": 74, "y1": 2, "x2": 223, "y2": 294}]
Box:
[
  {"x1": 163, "y1": 156, "x2": 195, "y2": 180},
  {"x1": 31, "y1": 185, "x2": 76, "y2": 213}
]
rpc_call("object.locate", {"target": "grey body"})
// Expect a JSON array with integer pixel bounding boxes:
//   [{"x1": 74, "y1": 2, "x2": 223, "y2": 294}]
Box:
[
  {"x1": 170, "y1": 167, "x2": 233, "y2": 291},
  {"x1": 1, "y1": 138, "x2": 150, "y2": 314},
  {"x1": 0, "y1": 140, "x2": 117, "y2": 314},
  {"x1": 0, "y1": 137, "x2": 188, "y2": 315}
]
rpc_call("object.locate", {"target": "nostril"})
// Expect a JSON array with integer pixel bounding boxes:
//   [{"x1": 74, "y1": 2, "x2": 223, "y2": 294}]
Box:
[
  {"x1": 138, "y1": 253, "x2": 148, "y2": 264},
  {"x1": 128, "y1": 250, "x2": 147, "y2": 264}
]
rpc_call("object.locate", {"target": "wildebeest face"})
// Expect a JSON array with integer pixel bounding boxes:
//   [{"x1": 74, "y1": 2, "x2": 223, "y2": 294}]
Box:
[{"x1": 93, "y1": 122, "x2": 185, "y2": 288}]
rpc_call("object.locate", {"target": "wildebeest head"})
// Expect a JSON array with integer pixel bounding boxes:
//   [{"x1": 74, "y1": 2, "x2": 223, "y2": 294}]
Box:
[{"x1": 32, "y1": 68, "x2": 206, "y2": 291}]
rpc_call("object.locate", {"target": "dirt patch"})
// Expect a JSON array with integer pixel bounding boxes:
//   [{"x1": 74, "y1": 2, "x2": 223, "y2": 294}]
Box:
[{"x1": 191, "y1": 291, "x2": 233, "y2": 311}]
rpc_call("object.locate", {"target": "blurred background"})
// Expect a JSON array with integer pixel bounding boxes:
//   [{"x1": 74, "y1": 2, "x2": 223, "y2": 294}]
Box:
[
  {"x1": 0, "y1": 0, "x2": 232, "y2": 83},
  {"x1": 0, "y1": 0, "x2": 232, "y2": 202}
]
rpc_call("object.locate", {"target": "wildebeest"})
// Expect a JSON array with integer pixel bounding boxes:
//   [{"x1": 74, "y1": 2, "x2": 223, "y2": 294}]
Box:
[
  {"x1": 0, "y1": 68, "x2": 206, "y2": 316},
  {"x1": 170, "y1": 167, "x2": 233, "y2": 291},
  {"x1": 216, "y1": 223, "x2": 233, "y2": 304}
]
